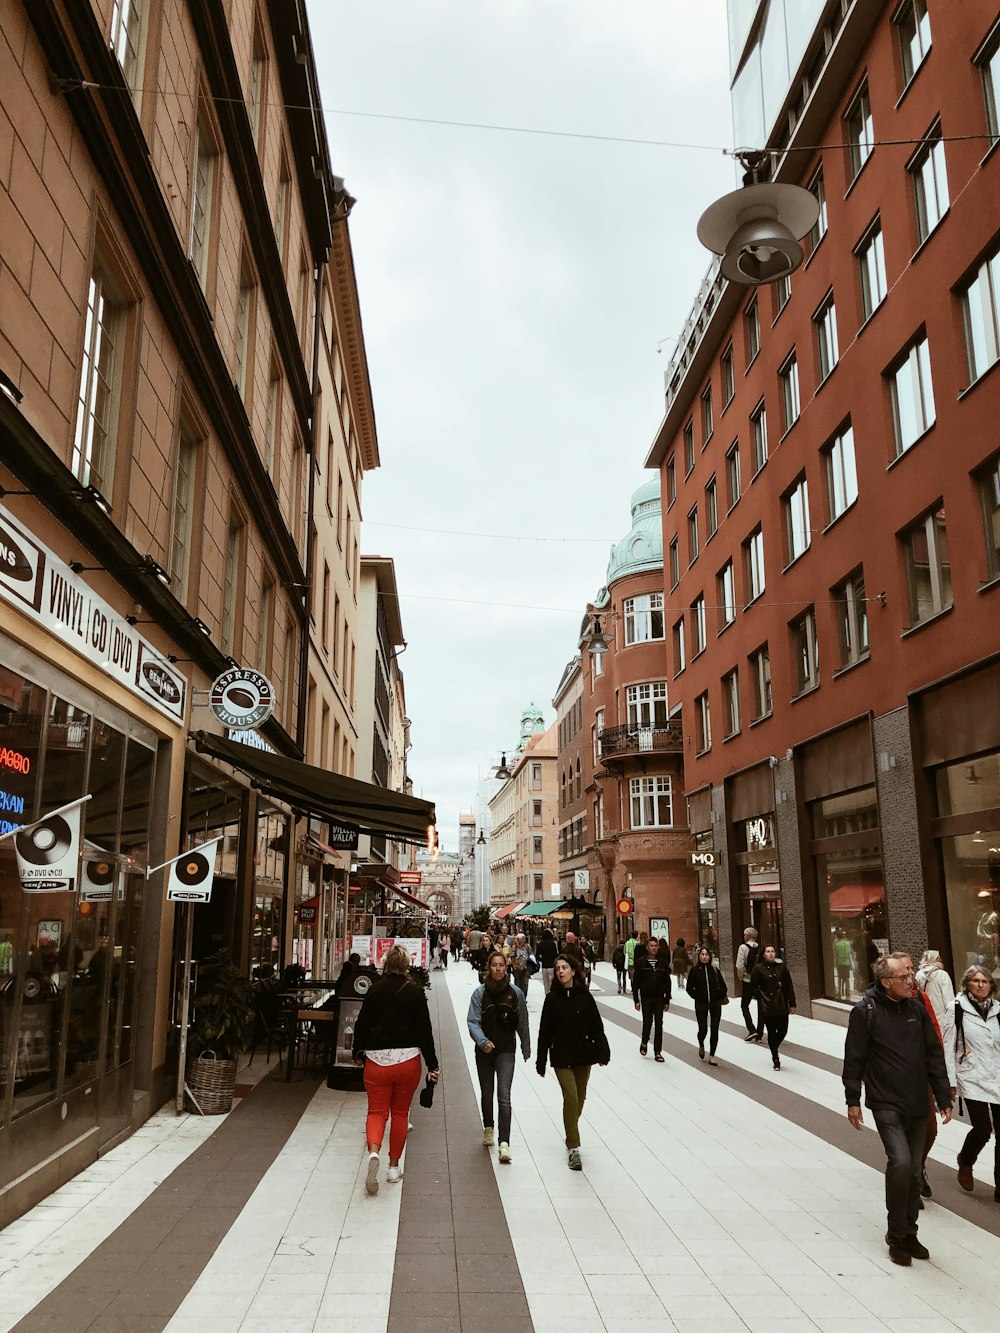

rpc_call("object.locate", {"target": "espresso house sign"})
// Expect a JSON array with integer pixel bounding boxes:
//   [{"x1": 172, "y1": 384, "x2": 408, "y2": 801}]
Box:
[{"x1": 0, "y1": 504, "x2": 186, "y2": 723}]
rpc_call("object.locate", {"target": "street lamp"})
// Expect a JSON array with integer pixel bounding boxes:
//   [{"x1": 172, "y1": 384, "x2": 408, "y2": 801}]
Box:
[{"x1": 697, "y1": 153, "x2": 819, "y2": 286}]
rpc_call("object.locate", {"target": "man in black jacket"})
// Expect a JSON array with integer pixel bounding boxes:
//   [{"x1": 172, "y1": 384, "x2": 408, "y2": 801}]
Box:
[
  {"x1": 632, "y1": 936, "x2": 672, "y2": 1061},
  {"x1": 842, "y1": 951, "x2": 951, "y2": 1267}
]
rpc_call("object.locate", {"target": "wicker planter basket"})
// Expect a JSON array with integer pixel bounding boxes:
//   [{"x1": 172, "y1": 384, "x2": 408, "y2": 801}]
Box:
[{"x1": 187, "y1": 1051, "x2": 238, "y2": 1114}]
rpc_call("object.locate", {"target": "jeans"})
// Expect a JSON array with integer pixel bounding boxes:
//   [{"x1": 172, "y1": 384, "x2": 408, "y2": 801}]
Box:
[
  {"x1": 696, "y1": 1004, "x2": 722, "y2": 1056},
  {"x1": 872, "y1": 1108, "x2": 927, "y2": 1240},
  {"x1": 475, "y1": 1048, "x2": 516, "y2": 1143},
  {"x1": 959, "y1": 1098, "x2": 1000, "y2": 1187},
  {"x1": 740, "y1": 982, "x2": 761, "y2": 1036},
  {"x1": 763, "y1": 1015, "x2": 788, "y2": 1062},
  {"x1": 640, "y1": 998, "x2": 665, "y2": 1054},
  {"x1": 363, "y1": 1055, "x2": 422, "y2": 1160},
  {"x1": 513, "y1": 971, "x2": 529, "y2": 995},
  {"x1": 554, "y1": 1065, "x2": 591, "y2": 1149}
]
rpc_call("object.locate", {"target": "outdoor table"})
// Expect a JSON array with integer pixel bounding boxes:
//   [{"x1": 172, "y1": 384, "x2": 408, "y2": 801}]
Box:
[{"x1": 279, "y1": 989, "x2": 336, "y2": 1080}]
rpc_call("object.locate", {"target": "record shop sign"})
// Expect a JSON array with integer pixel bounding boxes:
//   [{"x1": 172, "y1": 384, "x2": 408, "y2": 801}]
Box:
[
  {"x1": 209, "y1": 667, "x2": 275, "y2": 730},
  {"x1": 0, "y1": 504, "x2": 186, "y2": 724}
]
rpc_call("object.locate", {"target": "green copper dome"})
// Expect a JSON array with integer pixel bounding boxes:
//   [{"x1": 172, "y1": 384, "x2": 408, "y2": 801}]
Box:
[{"x1": 605, "y1": 478, "x2": 663, "y2": 585}]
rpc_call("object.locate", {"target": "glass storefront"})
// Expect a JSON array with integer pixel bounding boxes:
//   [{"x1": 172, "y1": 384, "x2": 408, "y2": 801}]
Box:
[
  {"x1": 936, "y1": 755, "x2": 1000, "y2": 980},
  {"x1": 694, "y1": 829, "x2": 718, "y2": 952},
  {"x1": 734, "y1": 815, "x2": 784, "y2": 956},
  {"x1": 0, "y1": 667, "x2": 154, "y2": 1125},
  {"x1": 251, "y1": 809, "x2": 286, "y2": 979},
  {"x1": 811, "y1": 785, "x2": 885, "y2": 1003}
]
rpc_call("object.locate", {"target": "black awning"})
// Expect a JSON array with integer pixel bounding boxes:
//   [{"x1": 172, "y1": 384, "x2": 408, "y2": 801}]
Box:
[{"x1": 192, "y1": 731, "x2": 435, "y2": 842}]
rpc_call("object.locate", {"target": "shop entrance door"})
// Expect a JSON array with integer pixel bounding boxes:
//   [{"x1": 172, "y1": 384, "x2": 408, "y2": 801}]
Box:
[{"x1": 744, "y1": 896, "x2": 784, "y2": 958}]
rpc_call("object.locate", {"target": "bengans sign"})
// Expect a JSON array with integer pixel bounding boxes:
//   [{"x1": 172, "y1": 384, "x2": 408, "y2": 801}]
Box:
[{"x1": 0, "y1": 505, "x2": 186, "y2": 724}]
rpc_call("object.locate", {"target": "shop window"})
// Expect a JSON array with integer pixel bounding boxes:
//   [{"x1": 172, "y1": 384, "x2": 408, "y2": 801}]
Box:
[
  {"x1": 629, "y1": 776, "x2": 673, "y2": 829},
  {"x1": 895, "y1": 0, "x2": 931, "y2": 88},
  {"x1": 976, "y1": 450, "x2": 1000, "y2": 580},
  {"x1": 888, "y1": 334, "x2": 936, "y2": 456},
  {"x1": 811, "y1": 786, "x2": 885, "y2": 1003},
  {"x1": 834, "y1": 568, "x2": 870, "y2": 668},
  {"x1": 960, "y1": 242, "x2": 1000, "y2": 384},
  {"x1": 935, "y1": 756, "x2": 1000, "y2": 981},
  {"x1": 901, "y1": 504, "x2": 952, "y2": 625}
]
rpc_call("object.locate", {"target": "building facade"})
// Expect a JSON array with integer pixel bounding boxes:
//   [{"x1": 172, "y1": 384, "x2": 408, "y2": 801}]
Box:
[
  {"x1": 488, "y1": 714, "x2": 559, "y2": 909},
  {"x1": 553, "y1": 657, "x2": 588, "y2": 898},
  {"x1": 647, "y1": 0, "x2": 1000, "y2": 1019}
]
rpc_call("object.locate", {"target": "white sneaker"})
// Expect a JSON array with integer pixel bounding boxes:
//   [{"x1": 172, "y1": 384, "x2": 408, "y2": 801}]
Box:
[
  {"x1": 498, "y1": 1142, "x2": 511, "y2": 1164},
  {"x1": 387, "y1": 1165, "x2": 403, "y2": 1184},
  {"x1": 365, "y1": 1152, "x2": 379, "y2": 1196},
  {"x1": 483, "y1": 1127, "x2": 495, "y2": 1147}
]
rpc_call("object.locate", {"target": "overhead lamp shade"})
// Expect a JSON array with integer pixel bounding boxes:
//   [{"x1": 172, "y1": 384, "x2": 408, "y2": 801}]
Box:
[
  {"x1": 587, "y1": 633, "x2": 613, "y2": 656},
  {"x1": 697, "y1": 181, "x2": 819, "y2": 287}
]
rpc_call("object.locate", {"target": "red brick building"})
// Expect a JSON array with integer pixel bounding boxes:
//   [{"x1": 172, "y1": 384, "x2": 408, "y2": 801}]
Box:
[{"x1": 647, "y1": 1, "x2": 1000, "y2": 1020}]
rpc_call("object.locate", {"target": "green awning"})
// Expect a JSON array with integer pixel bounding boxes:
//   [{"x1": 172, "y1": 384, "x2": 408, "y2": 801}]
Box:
[{"x1": 513, "y1": 901, "x2": 565, "y2": 917}]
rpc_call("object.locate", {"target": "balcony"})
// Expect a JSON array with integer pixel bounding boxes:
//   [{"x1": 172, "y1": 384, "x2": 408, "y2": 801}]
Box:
[{"x1": 599, "y1": 722, "x2": 684, "y2": 759}]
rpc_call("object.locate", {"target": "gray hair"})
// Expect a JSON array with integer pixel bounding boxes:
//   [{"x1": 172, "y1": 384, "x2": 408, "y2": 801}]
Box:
[
  {"x1": 873, "y1": 951, "x2": 911, "y2": 985},
  {"x1": 382, "y1": 945, "x2": 411, "y2": 976},
  {"x1": 743, "y1": 927, "x2": 758, "y2": 940},
  {"x1": 960, "y1": 964, "x2": 997, "y2": 997}
]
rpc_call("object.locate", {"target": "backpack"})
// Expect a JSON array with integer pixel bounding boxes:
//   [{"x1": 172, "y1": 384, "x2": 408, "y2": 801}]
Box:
[
  {"x1": 481, "y1": 985, "x2": 519, "y2": 1037},
  {"x1": 743, "y1": 942, "x2": 760, "y2": 976}
]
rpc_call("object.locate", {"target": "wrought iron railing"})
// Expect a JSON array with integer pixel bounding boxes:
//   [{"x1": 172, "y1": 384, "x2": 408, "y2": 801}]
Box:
[{"x1": 598, "y1": 722, "x2": 683, "y2": 757}]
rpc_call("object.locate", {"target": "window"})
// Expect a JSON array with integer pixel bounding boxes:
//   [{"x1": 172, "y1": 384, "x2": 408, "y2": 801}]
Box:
[
  {"x1": 695, "y1": 693, "x2": 711, "y2": 753},
  {"x1": 532, "y1": 836, "x2": 543, "y2": 864},
  {"x1": 825, "y1": 424, "x2": 858, "y2": 522},
  {"x1": 808, "y1": 167, "x2": 827, "y2": 252},
  {"x1": 749, "y1": 644, "x2": 772, "y2": 720},
  {"x1": 858, "y1": 223, "x2": 887, "y2": 320},
  {"x1": 668, "y1": 536, "x2": 680, "y2": 589},
  {"x1": 687, "y1": 506, "x2": 699, "y2": 564},
  {"x1": 531, "y1": 763, "x2": 542, "y2": 789},
  {"x1": 774, "y1": 273, "x2": 791, "y2": 315},
  {"x1": 726, "y1": 441, "x2": 741, "y2": 508},
  {"x1": 721, "y1": 344, "x2": 735, "y2": 404},
  {"x1": 791, "y1": 608, "x2": 819, "y2": 694},
  {"x1": 235, "y1": 257, "x2": 256, "y2": 399},
  {"x1": 745, "y1": 298, "x2": 760, "y2": 364},
  {"x1": 717, "y1": 561, "x2": 736, "y2": 631},
  {"x1": 624, "y1": 593, "x2": 664, "y2": 644},
  {"x1": 834, "y1": 568, "x2": 869, "y2": 667},
  {"x1": 902, "y1": 505, "x2": 952, "y2": 624},
  {"x1": 593, "y1": 709, "x2": 604, "y2": 764},
  {"x1": 745, "y1": 527, "x2": 765, "y2": 603},
  {"x1": 321, "y1": 563, "x2": 330, "y2": 650},
  {"x1": 961, "y1": 243, "x2": 1000, "y2": 383},
  {"x1": 779, "y1": 354, "x2": 800, "y2": 433},
  {"x1": 701, "y1": 386, "x2": 714, "y2": 443},
  {"x1": 895, "y1": 0, "x2": 931, "y2": 86},
  {"x1": 72, "y1": 258, "x2": 127, "y2": 498},
  {"x1": 189, "y1": 114, "x2": 217, "y2": 288},
  {"x1": 723, "y1": 670, "x2": 741, "y2": 737},
  {"x1": 249, "y1": 25, "x2": 267, "y2": 147},
  {"x1": 845, "y1": 81, "x2": 874, "y2": 179},
  {"x1": 814, "y1": 293, "x2": 839, "y2": 380},
  {"x1": 630, "y1": 776, "x2": 673, "y2": 829},
  {"x1": 684, "y1": 421, "x2": 695, "y2": 474},
  {"x1": 276, "y1": 155, "x2": 291, "y2": 264},
  {"x1": 889, "y1": 335, "x2": 936, "y2": 456},
  {"x1": 979, "y1": 24, "x2": 1000, "y2": 142},
  {"x1": 691, "y1": 595, "x2": 707, "y2": 657},
  {"x1": 910, "y1": 127, "x2": 948, "y2": 242},
  {"x1": 110, "y1": 0, "x2": 144, "y2": 94},
  {"x1": 750, "y1": 400, "x2": 768, "y2": 473},
  {"x1": 626, "y1": 682, "x2": 669, "y2": 730},
  {"x1": 258, "y1": 578, "x2": 273, "y2": 672},
  {"x1": 976, "y1": 451, "x2": 1000, "y2": 580},
  {"x1": 265, "y1": 363, "x2": 281, "y2": 471},
  {"x1": 332, "y1": 593, "x2": 340, "y2": 674},
  {"x1": 221, "y1": 514, "x2": 246, "y2": 657},
  {"x1": 168, "y1": 424, "x2": 199, "y2": 604},
  {"x1": 705, "y1": 476, "x2": 718, "y2": 538},
  {"x1": 672, "y1": 618, "x2": 686, "y2": 674},
  {"x1": 666, "y1": 454, "x2": 677, "y2": 505},
  {"x1": 784, "y1": 475, "x2": 811, "y2": 564}
]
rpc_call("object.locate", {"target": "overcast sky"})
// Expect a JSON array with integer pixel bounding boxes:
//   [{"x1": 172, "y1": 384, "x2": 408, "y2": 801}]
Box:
[{"x1": 308, "y1": 2, "x2": 735, "y2": 844}]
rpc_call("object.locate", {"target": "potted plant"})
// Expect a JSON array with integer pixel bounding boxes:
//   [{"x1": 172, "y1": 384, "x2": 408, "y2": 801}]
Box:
[{"x1": 186, "y1": 950, "x2": 255, "y2": 1114}]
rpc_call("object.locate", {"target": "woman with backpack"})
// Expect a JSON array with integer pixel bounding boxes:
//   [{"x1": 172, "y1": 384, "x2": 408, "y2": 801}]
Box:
[
  {"x1": 750, "y1": 945, "x2": 797, "y2": 1071},
  {"x1": 536, "y1": 953, "x2": 611, "y2": 1171},
  {"x1": 671, "y1": 938, "x2": 692, "y2": 987},
  {"x1": 942, "y1": 964, "x2": 1000, "y2": 1201},
  {"x1": 686, "y1": 945, "x2": 728, "y2": 1065},
  {"x1": 467, "y1": 951, "x2": 531, "y2": 1164}
]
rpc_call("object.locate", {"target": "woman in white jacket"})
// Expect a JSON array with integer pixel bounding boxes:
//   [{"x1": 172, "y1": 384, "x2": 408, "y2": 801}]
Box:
[
  {"x1": 916, "y1": 950, "x2": 955, "y2": 1025},
  {"x1": 941, "y1": 965, "x2": 1000, "y2": 1202}
]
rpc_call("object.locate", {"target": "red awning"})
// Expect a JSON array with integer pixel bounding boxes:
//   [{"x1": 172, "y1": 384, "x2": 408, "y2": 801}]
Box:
[
  {"x1": 829, "y1": 883, "x2": 885, "y2": 915},
  {"x1": 494, "y1": 902, "x2": 527, "y2": 920},
  {"x1": 388, "y1": 882, "x2": 431, "y2": 912},
  {"x1": 308, "y1": 835, "x2": 342, "y2": 858}
]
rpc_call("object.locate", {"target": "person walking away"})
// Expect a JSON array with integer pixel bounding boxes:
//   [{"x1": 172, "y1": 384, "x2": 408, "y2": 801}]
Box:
[
  {"x1": 468, "y1": 927, "x2": 484, "y2": 971},
  {"x1": 735, "y1": 928, "x2": 762, "y2": 1042},
  {"x1": 611, "y1": 943, "x2": 627, "y2": 995},
  {"x1": 510, "y1": 933, "x2": 531, "y2": 996},
  {"x1": 686, "y1": 945, "x2": 728, "y2": 1065},
  {"x1": 536, "y1": 954, "x2": 611, "y2": 1170},
  {"x1": 632, "y1": 936, "x2": 672, "y2": 1062},
  {"x1": 624, "y1": 931, "x2": 638, "y2": 992},
  {"x1": 352, "y1": 945, "x2": 440, "y2": 1195},
  {"x1": 915, "y1": 950, "x2": 955, "y2": 1027},
  {"x1": 536, "y1": 928, "x2": 558, "y2": 995},
  {"x1": 634, "y1": 931, "x2": 649, "y2": 972},
  {"x1": 941, "y1": 965, "x2": 1000, "y2": 1202},
  {"x1": 751, "y1": 945, "x2": 796, "y2": 1070},
  {"x1": 439, "y1": 934, "x2": 449, "y2": 969},
  {"x1": 843, "y1": 952, "x2": 951, "y2": 1266},
  {"x1": 467, "y1": 951, "x2": 530, "y2": 1164},
  {"x1": 833, "y1": 930, "x2": 855, "y2": 999},
  {"x1": 671, "y1": 938, "x2": 691, "y2": 988},
  {"x1": 450, "y1": 925, "x2": 463, "y2": 962}
]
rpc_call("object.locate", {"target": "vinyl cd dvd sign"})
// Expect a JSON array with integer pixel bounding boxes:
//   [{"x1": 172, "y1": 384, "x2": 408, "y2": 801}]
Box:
[
  {"x1": 81, "y1": 853, "x2": 124, "y2": 903},
  {"x1": 12, "y1": 798, "x2": 88, "y2": 892},
  {"x1": 209, "y1": 668, "x2": 275, "y2": 730},
  {"x1": 161, "y1": 838, "x2": 222, "y2": 903}
]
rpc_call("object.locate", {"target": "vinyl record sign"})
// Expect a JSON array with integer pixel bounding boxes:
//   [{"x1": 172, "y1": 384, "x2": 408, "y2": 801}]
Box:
[
  {"x1": 159, "y1": 838, "x2": 222, "y2": 903},
  {"x1": 209, "y1": 668, "x2": 275, "y2": 730},
  {"x1": 11, "y1": 797, "x2": 88, "y2": 892},
  {"x1": 81, "y1": 853, "x2": 123, "y2": 903}
]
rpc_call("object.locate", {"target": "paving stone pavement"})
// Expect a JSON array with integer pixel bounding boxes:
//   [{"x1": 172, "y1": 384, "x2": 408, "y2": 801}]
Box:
[{"x1": 1, "y1": 960, "x2": 999, "y2": 1332}]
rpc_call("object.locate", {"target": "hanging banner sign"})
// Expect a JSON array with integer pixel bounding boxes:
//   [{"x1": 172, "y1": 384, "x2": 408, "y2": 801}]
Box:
[
  {"x1": 1, "y1": 795, "x2": 91, "y2": 892},
  {"x1": 0, "y1": 504, "x2": 186, "y2": 724},
  {"x1": 148, "y1": 839, "x2": 222, "y2": 903},
  {"x1": 81, "y1": 852, "x2": 124, "y2": 903},
  {"x1": 210, "y1": 668, "x2": 275, "y2": 730}
]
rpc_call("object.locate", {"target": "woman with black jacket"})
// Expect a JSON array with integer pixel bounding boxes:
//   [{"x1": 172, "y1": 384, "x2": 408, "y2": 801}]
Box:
[
  {"x1": 750, "y1": 945, "x2": 797, "y2": 1070},
  {"x1": 536, "y1": 954, "x2": 611, "y2": 1170},
  {"x1": 352, "y1": 945, "x2": 440, "y2": 1195},
  {"x1": 686, "y1": 946, "x2": 728, "y2": 1065}
]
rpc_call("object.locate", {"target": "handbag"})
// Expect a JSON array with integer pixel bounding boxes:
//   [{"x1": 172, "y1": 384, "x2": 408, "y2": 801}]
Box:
[{"x1": 418, "y1": 1076, "x2": 436, "y2": 1108}]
